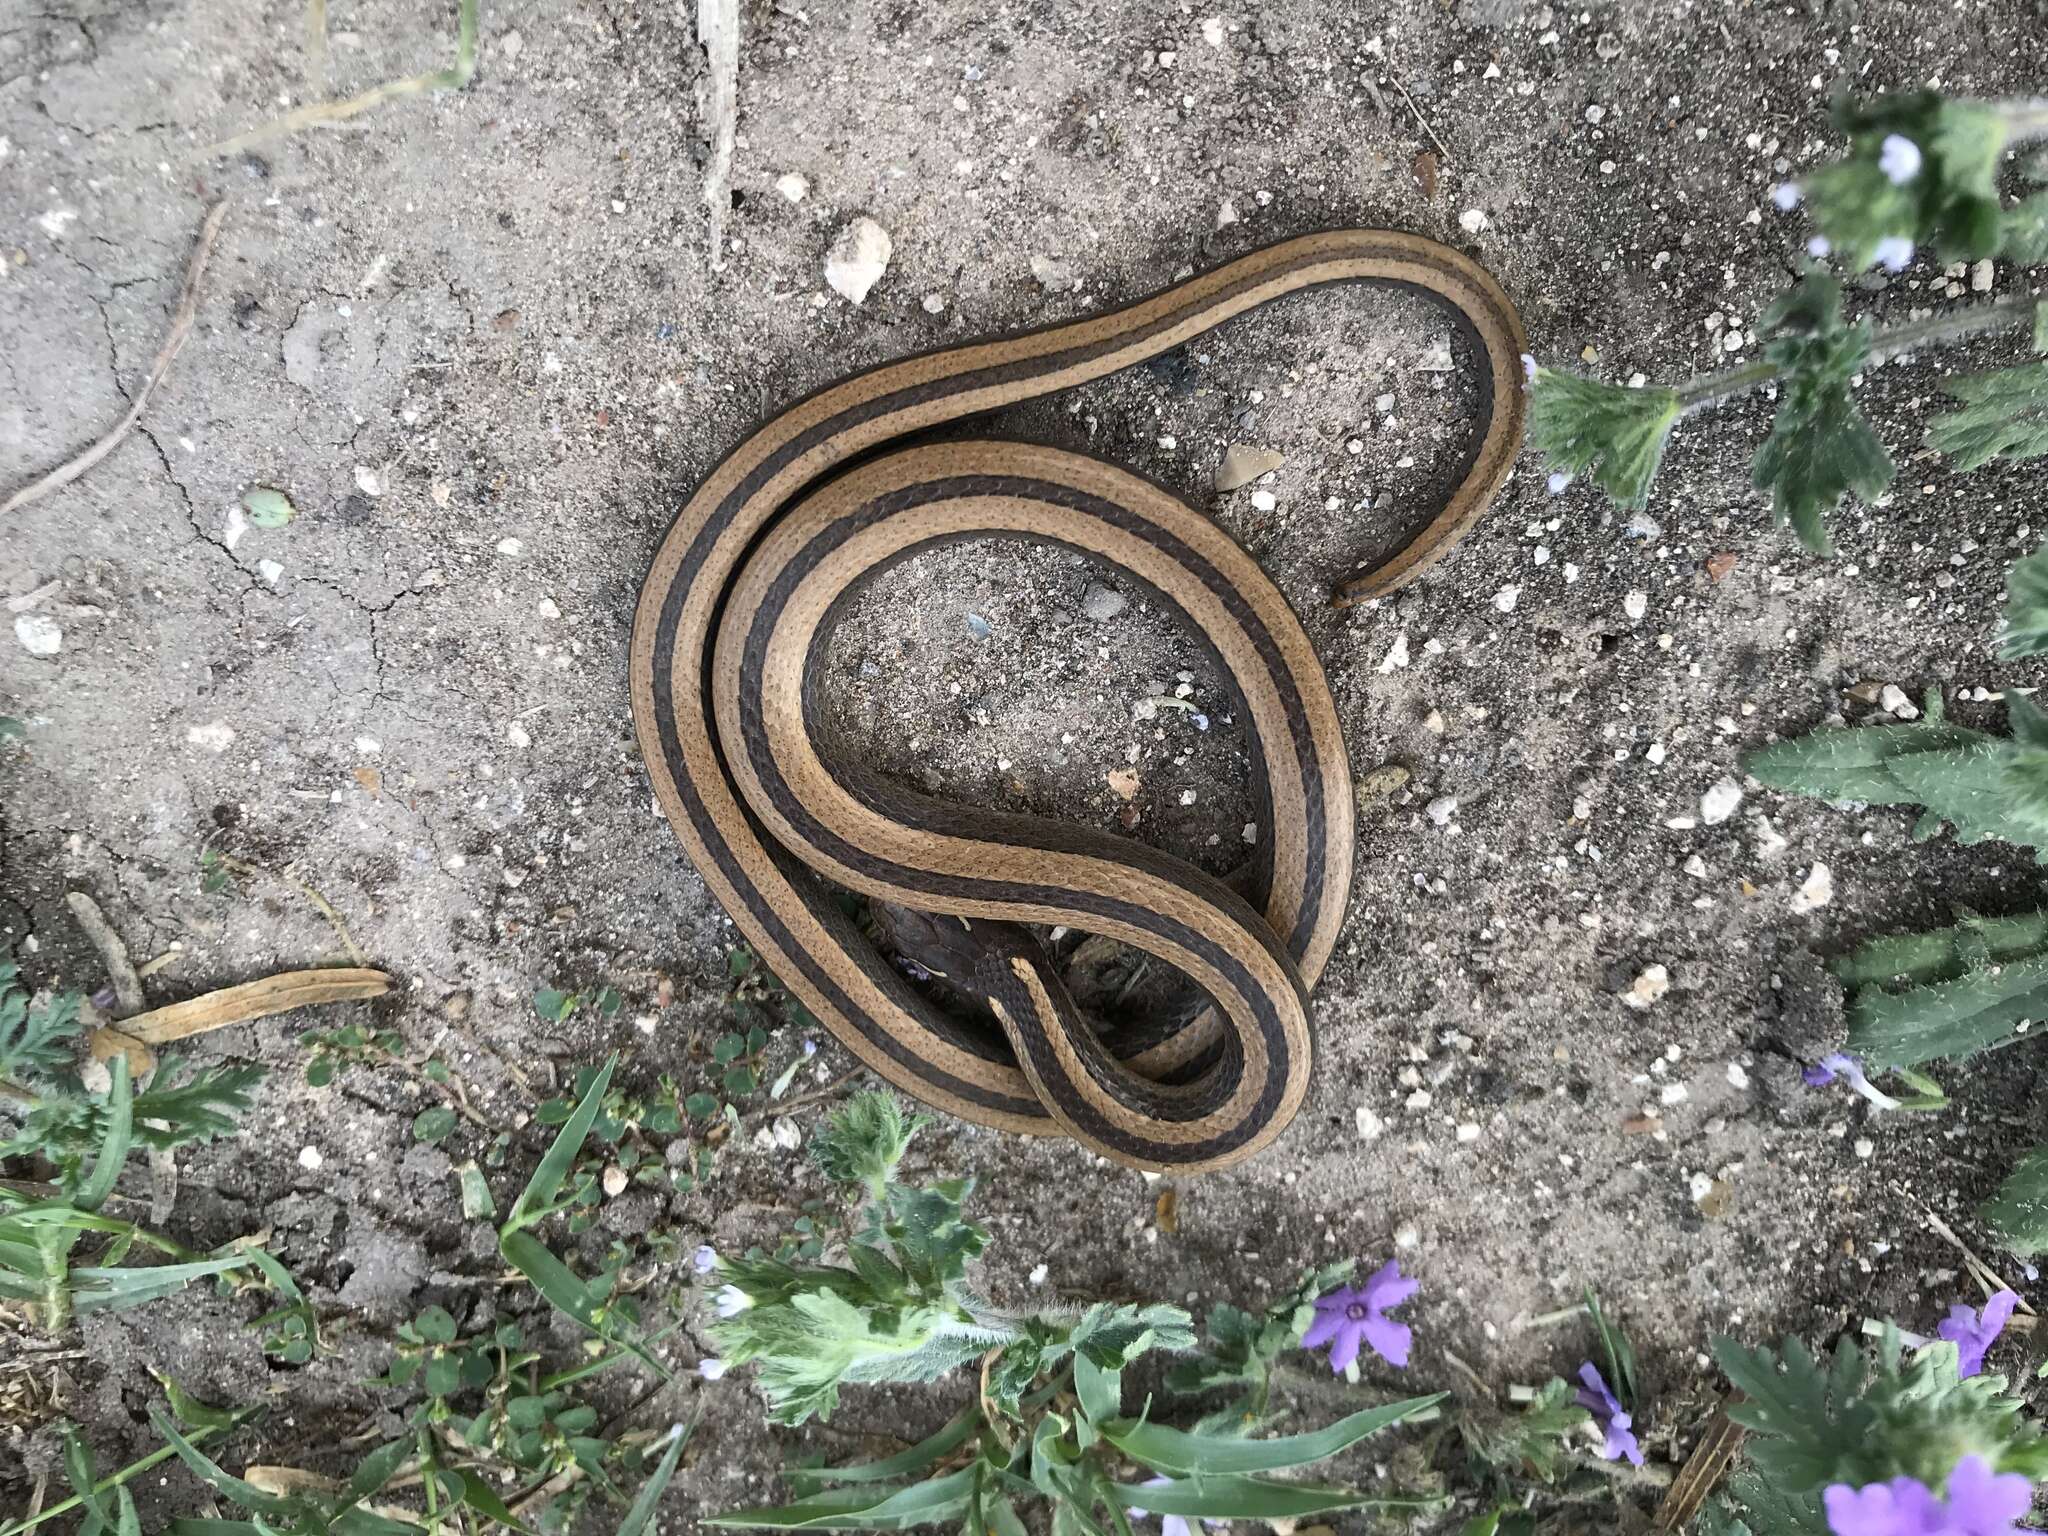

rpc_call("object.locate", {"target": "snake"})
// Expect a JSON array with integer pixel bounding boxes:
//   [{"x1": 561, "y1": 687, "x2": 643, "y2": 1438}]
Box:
[{"x1": 630, "y1": 229, "x2": 1526, "y2": 1173}]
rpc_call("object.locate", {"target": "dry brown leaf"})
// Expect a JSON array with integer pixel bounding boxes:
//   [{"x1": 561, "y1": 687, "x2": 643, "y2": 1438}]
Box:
[
  {"x1": 1412, "y1": 149, "x2": 1439, "y2": 200},
  {"x1": 1155, "y1": 1188, "x2": 1180, "y2": 1234},
  {"x1": 354, "y1": 765, "x2": 382, "y2": 797},
  {"x1": 1106, "y1": 768, "x2": 1140, "y2": 801},
  {"x1": 1705, "y1": 551, "x2": 1738, "y2": 581}
]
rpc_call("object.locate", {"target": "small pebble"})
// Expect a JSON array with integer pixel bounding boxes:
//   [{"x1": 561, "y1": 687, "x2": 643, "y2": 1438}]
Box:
[
  {"x1": 1699, "y1": 779, "x2": 1744, "y2": 825},
  {"x1": 1393, "y1": 1220, "x2": 1421, "y2": 1249},
  {"x1": 825, "y1": 217, "x2": 893, "y2": 304},
  {"x1": 1792, "y1": 862, "x2": 1835, "y2": 912},
  {"x1": 1425, "y1": 794, "x2": 1458, "y2": 827},
  {"x1": 1215, "y1": 444, "x2": 1284, "y2": 491},
  {"x1": 1621, "y1": 964, "x2": 1670, "y2": 1010},
  {"x1": 774, "y1": 172, "x2": 810, "y2": 203},
  {"x1": 13, "y1": 614, "x2": 60, "y2": 656},
  {"x1": 1879, "y1": 684, "x2": 1919, "y2": 719},
  {"x1": 1623, "y1": 590, "x2": 1648, "y2": 621},
  {"x1": 1492, "y1": 584, "x2": 1521, "y2": 613},
  {"x1": 1029, "y1": 253, "x2": 1075, "y2": 290},
  {"x1": 1081, "y1": 583, "x2": 1127, "y2": 621},
  {"x1": 1355, "y1": 1106, "x2": 1384, "y2": 1140},
  {"x1": 298, "y1": 1146, "x2": 324, "y2": 1170}
]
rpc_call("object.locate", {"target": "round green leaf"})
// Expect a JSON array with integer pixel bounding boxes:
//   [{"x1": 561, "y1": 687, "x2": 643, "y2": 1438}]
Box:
[
  {"x1": 413, "y1": 1106, "x2": 458, "y2": 1144},
  {"x1": 240, "y1": 486, "x2": 297, "y2": 528}
]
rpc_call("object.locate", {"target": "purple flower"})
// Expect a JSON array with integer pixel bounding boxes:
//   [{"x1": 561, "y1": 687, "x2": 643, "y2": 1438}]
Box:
[
  {"x1": 1520, "y1": 353, "x2": 1539, "y2": 385},
  {"x1": 1772, "y1": 182, "x2": 1803, "y2": 211},
  {"x1": 1878, "y1": 134, "x2": 1923, "y2": 186},
  {"x1": 693, "y1": 1244, "x2": 718, "y2": 1274},
  {"x1": 1803, "y1": 1053, "x2": 1901, "y2": 1111},
  {"x1": 1808, "y1": 235, "x2": 1834, "y2": 259},
  {"x1": 698, "y1": 1357, "x2": 729, "y2": 1381},
  {"x1": 1546, "y1": 471, "x2": 1574, "y2": 496},
  {"x1": 1824, "y1": 1455, "x2": 2031, "y2": 1536},
  {"x1": 1872, "y1": 236, "x2": 1915, "y2": 273},
  {"x1": 1575, "y1": 1362, "x2": 1644, "y2": 1466},
  {"x1": 1938, "y1": 1290, "x2": 2019, "y2": 1378},
  {"x1": 1303, "y1": 1260, "x2": 1418, "y2": 1373}
]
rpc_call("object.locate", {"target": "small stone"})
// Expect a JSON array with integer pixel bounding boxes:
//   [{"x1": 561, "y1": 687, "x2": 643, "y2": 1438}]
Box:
[
  {"x1": 1683, "y1": 854, "x2": 1708, "y2": 879},
  {"x1": 1423, "y1": 709, "x2": 1446, "y2": 734},
  {"x1": 921, "y1": 293, "x2": 946, "y2": 314},
  {"x1": 1249, "y1": 489, "x2": 1277, "y2": 512},
  {"x1": 187, "y1": 720, "x2": 236, "y2": 752},
  {"x1": 298, "y1": 1145, "x2": 324, "y2": 1170},
  {"x1": 1660, "y1": 1082, "x2": 1688, "y2": 1106},
  {"x1": 1393, "y1": 1220, "x2": 1421, "y2": 1249},
  {"x1": 1355, "y1": 1106, "x2": 1384, "y2": 1140},
  {"x1": 1879, "y1": 684, "x2": 1919, "y2": 719},
  {"x1": 1700, "y1": 778, "x2": 1744, "y2": 825},
  {"x1": 1623, "y1": 590, "x2": 1648, "y2": 621},
  {"x1": 825, "y1": 217, "x2": 893, "y2": 304},
  {"x1": 1357, "y1": 764, "x2": 1411, "y2": 805},
  {"x1": 507, "y1": 720, "x2": 531, "y2": 749},
  {"x1": 1029, "y1": 253, "x2": 1075, "y2": 290},
  {"x1": 1854, "y1": 1137, "x2": 1875, "y2": 1159},
  {"x1": 1792, "y1": 862, "x2": 1835, "y2": 913},
  {"x1": 1201, "y1": 15, "x2": 1226, "y2": 46},
  {"x1": 1080, "y1": 583, "x2": 1127, "y2": 621},
  {"x1": 1621, "y1": 964, "x2": 1670, "y2": 1010},
  {"x1": 1377, "y1": 634, "x2": 1410, "y2": 674},
  {"x1": 1425, "y1": 794, "x2": 1458, "y2": 827},
  {"x1": 1970, "y1": 258, "x2": 1994, "y2": 292},
  {"x1": 774, "y1": 172, "x2": 810, "y2": 203},
  {"x1": 1705, "y1": 551, "x2": 1739, "y2": 581},
  {"x1": 496, "y1": 537, "x2": 523, "y2": 557},
  {"x1": 1215, "y1": 198, "x2": 1239, "y2": 229},
  {"x1": 1458, "y1": 208, "x2": 1490, "y2": 234},
  {"x1": 602, "y1": 1165, "x2": 630, "y2": 1197},
  {"x1": 500, "y1": 28, "x2": 524, "y2": 59},
  {"x1": 1106, "y1": 768, "x2": 1141, "y2": 801},
  {"x1": 1405, "y1": 1088, "x2": 1432, "y2": 1110},
  {"x1": 1029, "y1": 1263, "x2": 1049, "y2": 1285},
  {"x1": 1726, "y1": 1061, "x2": 1751, "y2": 1090},
  {"x1": 1215, "y1": 444, "x2": 1284, "y2": 491},
  {"x1": 772, "y1": 1117, "x2": 802, "y2": 1151},
  {"x1": 1456, "y1": 1122, "x2": 1481, "y2": 1143},
  {"x1": 1491, "y1": 584, "x2": 1520, "y2": 613},
  {"x1": 353, "y1": 464, "x2": 382, "y2": 496},
  {"x1": 13, "y1": 613, "x2": 60, "y2": 656}
]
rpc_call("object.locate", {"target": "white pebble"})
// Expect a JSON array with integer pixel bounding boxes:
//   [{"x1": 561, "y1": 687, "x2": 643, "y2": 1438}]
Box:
[
  {"x1": 1377, "y1": 634, "x2": 1410, "y2": 674},
  {"x1": 1355, "y1": 1106, "x2": 1384, "y2": 1140},
  {"x1": 1792, "y1": 862, "x2": 1834, "y2": 913},
  {"x1": 298, "y1": 1146, "x2": 324, "y2": 1170},
  {"x1": 1393, "y1": 1220, "x2": 1421, "y2": 1249},
  {"x1": 1492, "y1": 584, "x2": 1521, "y2": 613},
  {"x1": 13, "y1": 614, "x2": 61, "y2": 656},
  {"x1": 1726, "y1": 1062, "x2": 1750, "y2": 1090},
  {"x1": 1456, "y1": 1122, "x2": 1481, "y2": 1143},
  {"x1": 1699, "y1": 779, "x2": 1744, "y2": 825},
  {"x1": 825, "y1": 217, "x2": 893, "y2": 305},
  {"x1": 1249, "y1": 489, "x2": 1277, "y2": 512},
  {"x1": 187, "y1": 720, "x2": 236, "y2": 752},
  {"x1": 1458, "y1": 208, "x2": 1490, "y2": 234},
  {"x1": 1880, "y1": 684, "x2": 1919, "y2": 719},
  {"x1": 1621, "y1": 964, "x2": 1670, "y2": 1011},
  {"x1": 1623, "y1": 590, "x2": 1648, "y2": 621},
  {"x1": 774, "y1": 172, "x2": 810, "y2": 203},
  {"x1": 1425, "y1": 795, "x2": 1458, "y2": 827}
]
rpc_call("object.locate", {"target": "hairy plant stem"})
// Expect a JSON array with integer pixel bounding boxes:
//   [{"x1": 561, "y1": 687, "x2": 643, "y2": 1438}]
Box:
[{"x1": 1672, "y1": 294, "x2": 2040, "y2": 417}]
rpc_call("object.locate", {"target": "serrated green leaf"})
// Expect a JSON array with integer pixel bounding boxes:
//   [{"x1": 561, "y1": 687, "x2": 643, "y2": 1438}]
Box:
[
  {"x1": 1833, "y1": 909, "x2": 2048, "y2": 991},
  {"x1": 2005, "y1": 544, "x2": 2048, "y2": 659},
  {"x1": 239, "y1": 487, "x2": 296, "y2": 529},
  {"x1": 1982, "y1": 1145, "x2": 2048, "y2": 1256},
  {"x1": 1743, "y1": 710, "x2": 1989, "y2": 805},
  {"x1": 1526, "y1": 367, "x2": 1682, "y2": 509},
  {"x1": 1846, "y1": 953, "x2": 2048, "y2": 1067},
  {"x1": 1926, "y1": 361, "x2": 2048, "y2": 473}
]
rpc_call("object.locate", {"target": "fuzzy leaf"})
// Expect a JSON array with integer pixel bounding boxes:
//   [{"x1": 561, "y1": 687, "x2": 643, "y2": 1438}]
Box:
[
  {"x1": 2002, "y1": 543, "x2": 2048, "y2": 659},
  {"x1": 1846, "y1": 953, "x2": 2048, "y2": 1068},
  {"x1": 1713, "y1": 1334, "x2": 1871, "y2": 1493},
  {"x1": 1925, "y1": 362, "x2": 2048, "y2": 473},
  {"x1": 1834, "y1": 909, "x2": 2048, "y2": 991},
  {"x1": 1103, "y1": 1395, "x2": 1443, "y2": 1477},
  {"x1": 1981, "y1": 1145, "x2": 2048, "y2": 1257},
  {"x1": 0, "y1": 973, "x2": 81, "y2": 1081},
  {"x1": 1750, "y1": 273, "x2": 1891, "y2": 552},
  {"x1": 1459, "y1": 1377, "x2": 1589, "y2": 1488},
  {"x1": 1805, "y1": 94, "x2": 2009, "y2": 267},
  {"x1": 810, "y1": 1091, "x2": 920, "y2": 1199},
  {"x1": 1526, "y1": 367, "x2": 1681, "y2": 509},
  {"x1": 1743, "y1": 705, "x2": 1988, "y2": 805}
]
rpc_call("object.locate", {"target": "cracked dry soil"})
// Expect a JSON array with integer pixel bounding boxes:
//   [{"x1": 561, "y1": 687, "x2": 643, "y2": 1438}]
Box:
[{"x1": 2, "y1": 0, "x2": 2046, "y2": 1526}]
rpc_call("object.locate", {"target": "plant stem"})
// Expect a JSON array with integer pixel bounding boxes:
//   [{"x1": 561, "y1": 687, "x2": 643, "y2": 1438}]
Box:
[
  {"x1": 0, "y1": 1427, "x2": 227, "y2": 1536},
  {"x1": 1671, "y1": 294, "x2": 2039, "y2": 418}
]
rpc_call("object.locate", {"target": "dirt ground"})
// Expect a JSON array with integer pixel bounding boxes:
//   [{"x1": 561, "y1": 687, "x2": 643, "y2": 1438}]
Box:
[{"x1": 3, "y1": 0, "x2": 2046, "y2": 1526}]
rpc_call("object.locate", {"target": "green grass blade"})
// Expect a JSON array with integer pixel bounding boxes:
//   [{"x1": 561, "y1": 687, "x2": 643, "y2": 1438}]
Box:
[
  {"x1": 1106, "y1": 1476, "x2": 1375, "y2": 1519},
  {"x1": 616, "y1": 1418, "x2": 696, "y2": 1536},
  {"x1": 1101, "y1": 1394, "x2": 1444, "y2": 1476},
  {"x1": 148, "y1": 1409, "x2": 291, "y2": 1515},
  {"x1": 71, "y1": 1253, "x2": 253, "y2": 1314},
  {"x1": 78, "y1": 1055, "x2": 133, "y2": 1212},
  {"x1": 707, "y1": 1469, "x2": 979, "y2": 1530},
  {"x1": 499, "y1": 1228, "x2": 669, "y2": 1379},
  {"x1": 790, "y1": 1406, "x2": 980, "y2": 1492},
  {"x1": 505, "y1": 1053, "x2": 616, "y2": 1233}
]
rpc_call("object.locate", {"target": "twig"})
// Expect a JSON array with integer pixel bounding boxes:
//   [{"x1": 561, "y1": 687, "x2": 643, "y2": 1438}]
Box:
[
  {"x1": 207, "y1": 0, "x2": 478, "y2": 156},
  {"x1": 65, "y1": 892, "x2": 146, "y2": 1016},
  {"x1": 219, "y1": 854, "x2": 368, "y2": 965},
  {"x1": 90, "y1": 967, "x2": 392, "y2": 1075},
  {"x1": 697, "y1": 0, "x2": 740, "y2": 262},
  {"x1": 1386, "y1": 69, "x2": 1449, "y2": 162},
  {"x1": 1889, "y1": 1180, "x2": 2039, "y2": 1326},
  {"x1": 305, "y1": 0, "x2": 329, "y2": 97},
  {"x1": 1652, "y1": 1397, "x2": 1745, "y2": 1531},
  {"x1": 745, "y1": 1069, "x2": 861, "y2": 1122},
  {"x1": 0, "y1": 202, "x2": 228, "y2": 517}
]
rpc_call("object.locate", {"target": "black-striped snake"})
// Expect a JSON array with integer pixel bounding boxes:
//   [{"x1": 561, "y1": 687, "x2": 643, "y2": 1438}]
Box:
[{"x1": 630, "y1": 230, "x2": 1526, "y2": 1172}]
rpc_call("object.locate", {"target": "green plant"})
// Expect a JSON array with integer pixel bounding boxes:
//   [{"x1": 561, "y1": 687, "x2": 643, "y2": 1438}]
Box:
[
  {"x1": 0, "y1": 963, "x2": 259, "y2": 1330},
  {"x1": 1527, "y1": 89, "x2": 2048, "y2": 563},
  {"x1": 1711, "y1": 1324, "x2": 2048, "y2": 1533},
  {"x1": 702, "y1": 1090, "x2": 1446, "y2": 1531}
]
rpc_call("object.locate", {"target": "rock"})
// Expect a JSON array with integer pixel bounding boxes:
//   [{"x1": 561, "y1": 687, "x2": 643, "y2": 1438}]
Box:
[
  {"x1": 1215, "y1": 444, "x2": 1283, "y2": 491},
  {"x1": 825, "y1": 218, "x2": 892, "y2": 304},
  {"x1": 187, "y1": 720, "x2": 236, "y2": 752},
  {"x1": 1623, "y1": 590, "x2": 1648, "y2": 621},
  {"x1": 1620, "y1": 964, "x2": 1670, "y2": 1010},
  {"x1": 1792, "y1": 862, "x2": 1834, "y2": 913},
  {"x1": 1705, "y1": 551, "x2": 1738, "y2": 581},
  {"x1": 13, "y1": 613, "x2": 60, "y2": 656},
  {"x1": 1879, "y1": 684, "x2": 1919, "y2": 719},
  {"x1": 1106, "y1": 768, "x2": 1140, "y2": 801},
  {"x1": 1699, "y1": 778, "x2": 1744, "y2": 825},
  {"x1": 1492, "y1": 585, "x2": 1520, "y2": 613},
  {"x1": 1425, "y1": 794, "x2": 1458, "y2": 827},
  {"x1": 1357, "y1": 764, "x2": 1411, "y2": 805},
  {"x1": 1458, "y1": 208, "x2": 1490, "y2": 234},
  {"x1": 921, "y1": 293, "x2": 946, "y2": 314},
  {"x1": 1971, "y1": 258, "x2": 1995, "y2": 292},
  {"x1": 1355, "y1": 1106, "x2": 1384, "y2": 1140},
  {"x1": 1080, "y1": 582, "x2": 1127, "y2": 621},
  {"x1": 500, "y1": 27, "x2": 524, "y2": 59},
  {"x1": 1029, "y1": 254, "x2": 1075, "y2": 290},
  {"x1": 1249, "y1": 489, "x2": 1276, "y2": 512},
  {"x1": 1377, "y1": 634, "x2": 1409, "y2": 674},
  {"x1": 774, "y1": 172, "x2": 809, "y2": 203}
]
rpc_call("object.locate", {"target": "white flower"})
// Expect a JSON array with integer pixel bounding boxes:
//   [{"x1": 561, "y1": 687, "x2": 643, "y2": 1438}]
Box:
[
  {"x1": 1807, "y1": 235, "x2": 1833, "y2": 259},
  {"x1": 693, "y1": 1245, "x2": 718, "y2": 1274},
  {"x1": 1546, "y1": 471, "x2": 1573, "y2": 496},
  {"x1": 1771, "y1": 182, "x2": 1802, "y2": 211},
  {"x1": 1520, "y1": 352, "x2": 1539, "y2": 384},
  {"x1": 1872, "y1": 235, "x2": 1914, "y2": 273},
  {"x1": 1878, "y1": 134, "x2": 1922, "y2": 185},
  {"x1": 715, "y1": 1284, "x2": 752, "y2": 1318},
  {"x1": 698, "y1": 1357, "x2": 729, "y2": 1380}
]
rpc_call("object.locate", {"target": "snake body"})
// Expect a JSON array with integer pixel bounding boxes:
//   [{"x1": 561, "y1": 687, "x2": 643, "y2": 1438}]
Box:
[{"x1": 630, "y1": 230, "x2": 1526, "y2": 1172}]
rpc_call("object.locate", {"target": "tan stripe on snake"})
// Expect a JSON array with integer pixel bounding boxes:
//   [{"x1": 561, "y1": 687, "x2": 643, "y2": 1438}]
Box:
[{"x1": 630, "y1": 230, "x2": 1527, "y2": 1172}]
